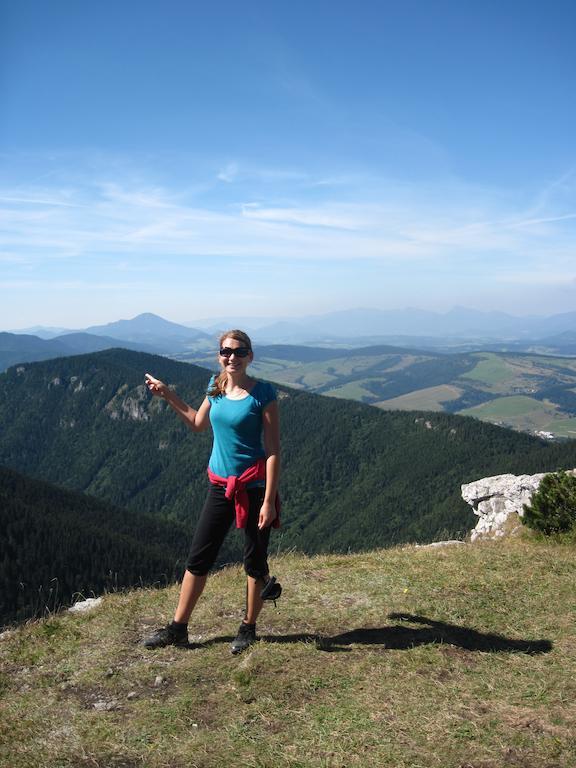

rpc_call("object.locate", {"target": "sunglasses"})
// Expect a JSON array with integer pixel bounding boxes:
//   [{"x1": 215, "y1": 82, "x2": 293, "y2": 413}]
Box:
[{"x1": 219, "y1": 347, "x2": 251, "y2": 358}]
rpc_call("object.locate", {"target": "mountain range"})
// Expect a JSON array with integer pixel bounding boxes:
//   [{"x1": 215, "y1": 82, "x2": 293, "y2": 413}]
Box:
[
  {"x1": 3, "y1": 349, "x2": 576, "y2": 549},
  {"x1": 9, "y1": 307, "x2": 576, "y2": 347},
  {"x1": 3, "y1": 347, "x2": 576, "y2": 626},
  {"x1": 4, "y1": 313, "x2": 576, "y2": 440},
  {"x1": 0, "y1": 330, "x2": 157, "y2": 372},
  {"x1": 3, "y1": 310, "x2": 576, "y2": 377}
]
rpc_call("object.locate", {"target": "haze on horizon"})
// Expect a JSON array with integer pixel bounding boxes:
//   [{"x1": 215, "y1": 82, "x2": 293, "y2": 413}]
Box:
[{"x1": 1, "y1": 0, "x2": 575, "y2": 329}]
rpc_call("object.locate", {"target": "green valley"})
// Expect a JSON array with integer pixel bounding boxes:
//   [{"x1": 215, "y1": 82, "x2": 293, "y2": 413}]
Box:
[{"x1": 178, "y1": 346, "x2": 576, "y2": 439}]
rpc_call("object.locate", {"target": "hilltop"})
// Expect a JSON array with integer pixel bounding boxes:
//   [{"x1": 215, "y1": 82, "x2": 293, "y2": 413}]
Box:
[{"x1": 1, "y1": 535, "x2": 575, "y2": 767}]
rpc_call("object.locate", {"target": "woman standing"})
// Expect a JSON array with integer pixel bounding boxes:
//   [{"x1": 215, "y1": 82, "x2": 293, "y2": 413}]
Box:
[{"x1": 142, "y1": 329, "x2": 281, "y2": 654}]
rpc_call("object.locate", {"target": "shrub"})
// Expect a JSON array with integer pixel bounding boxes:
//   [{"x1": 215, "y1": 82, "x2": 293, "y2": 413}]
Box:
[{"x1": 522, "y1": 470, "x2": 576, "y2": 534}]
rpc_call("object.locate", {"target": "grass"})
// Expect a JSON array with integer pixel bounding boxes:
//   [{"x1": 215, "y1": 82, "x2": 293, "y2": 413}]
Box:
[
  {"x1": 547, "y1": 417, "x2": 576, "y2": 438},
  {"x1": 1, "y1": 536, "x2": 576, "y2": 767},
  {"x1": 322, "y1": 380, "x2": 378, "y2": 400},
  {"x1": 460, "y1": 395, "x2": 554, "y2": 420},
  {"x1": 376, "y1": 384, "x2": 463, "y2": 412},
  {"x1": 459, "y1": 396, "x2": 576, "y2": 436},
  {"x1": 460, "y1": 353, "x2": 517, "y2": 385}
]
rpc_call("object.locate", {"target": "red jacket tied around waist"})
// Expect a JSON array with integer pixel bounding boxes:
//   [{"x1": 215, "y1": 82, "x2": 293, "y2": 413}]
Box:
[{"x1": 207, "y1": 458, "x2": 281, "y2": 529}]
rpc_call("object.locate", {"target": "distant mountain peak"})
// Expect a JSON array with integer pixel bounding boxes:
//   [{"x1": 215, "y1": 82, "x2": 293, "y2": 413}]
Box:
[
  {"x1": 82, "y1": 313, "x2": 211, "y2": 345},
  {"x1": 131, "y1": 312, "x2": 165, "y2": 321}
]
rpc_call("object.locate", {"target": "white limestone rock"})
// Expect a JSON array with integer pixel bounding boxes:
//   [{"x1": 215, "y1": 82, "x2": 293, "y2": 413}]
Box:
[
  {"x1": 93, "y1": 699, "x2": 119, "y2": 711},
  {"x1": 68, "y1": 597, "x2": 103, "y2": 614},
  {"x1": 414, "y1": 540, "x2": 466, "y2": 549},
  {"x1": 462, "y1": 470, "x2": 576, "y2": 542}
]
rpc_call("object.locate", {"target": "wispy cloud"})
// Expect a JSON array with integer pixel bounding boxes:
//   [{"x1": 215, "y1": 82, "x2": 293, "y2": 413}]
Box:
[
  {"x1": 240, "y1": 204, "x2": 363, "y2": 231},
  {"x1": 495, "y1": 271, "x2": 576, "y2": 286},
  {"x1": 217, "y1": 163, "x2": 239, "y2": 183},
  {"x1": 0, "y1": 195, "x2": 81, "y2": 208},
  {"x1": 0, "y1": 251, "x2": 28, "y2": 264},
  {"x1": 506, "y1": 212, "x2": 576, "y2": 229},
  {"x1": 1, "y1": 161, "x2": 575, "y2": 300}
]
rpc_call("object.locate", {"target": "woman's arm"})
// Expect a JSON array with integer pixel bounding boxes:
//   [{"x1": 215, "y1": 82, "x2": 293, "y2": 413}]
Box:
[
  {"x1": 145, "y1": 373, "x2": 211, "y2": 433},
  {"x1": 259, "y1": 400, "x2": 280, "y2": 529}
]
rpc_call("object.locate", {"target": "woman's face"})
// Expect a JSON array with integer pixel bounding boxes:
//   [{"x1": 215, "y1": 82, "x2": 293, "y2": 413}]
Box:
[{"x1": 219, "y1": 336, "x2": 253, "y2": 374}]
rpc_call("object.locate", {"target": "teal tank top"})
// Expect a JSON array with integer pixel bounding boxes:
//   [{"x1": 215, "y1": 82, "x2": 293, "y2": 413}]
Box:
[{"x1": 207, "y1": 377, "x2": 277, "y2": 481}]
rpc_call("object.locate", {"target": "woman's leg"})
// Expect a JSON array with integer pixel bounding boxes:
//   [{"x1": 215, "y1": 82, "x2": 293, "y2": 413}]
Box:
[
  {"x1": 243, "y1": 487, "x2": 272, "y2": 624},
  {"x1": 178, "y1": 486, "x2": 234, "y2": 621},
  {"x1": 245, "y1": 576, "x2": 265, "y2": 624},
  {"x1": 173, "y1": 571, "x2": 208, "y2": 623},
  {"x1": 144, "y1": 486, "x2": 234, "y2": 648}
]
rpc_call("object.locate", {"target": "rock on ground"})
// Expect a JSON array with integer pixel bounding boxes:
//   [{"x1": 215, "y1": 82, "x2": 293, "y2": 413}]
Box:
[
  {"x1": 462, "y1": 469, "x2": 576, "y2": 542},
  {"x1": 68, "y1": 597, "x2": 103, "y2": 614}
]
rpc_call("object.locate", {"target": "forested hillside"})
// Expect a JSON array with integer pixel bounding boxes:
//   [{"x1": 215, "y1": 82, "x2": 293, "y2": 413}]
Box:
[
  {"x1": 3, "y1": 350, "x2": 576, "y2": 564},
  {"x1": 0, "y1": 465, "x2": 196, "y2": 626}
]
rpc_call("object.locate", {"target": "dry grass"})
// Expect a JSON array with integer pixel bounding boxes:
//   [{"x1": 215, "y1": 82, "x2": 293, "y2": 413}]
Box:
[{"x1": 1, "y1": 535, "x2": 576, "y2": 768}]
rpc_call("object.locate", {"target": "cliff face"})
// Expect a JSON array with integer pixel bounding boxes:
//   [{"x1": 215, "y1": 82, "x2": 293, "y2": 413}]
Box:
[{"x1": 462, "y1": 469, "x2": 576, "y2": 541}]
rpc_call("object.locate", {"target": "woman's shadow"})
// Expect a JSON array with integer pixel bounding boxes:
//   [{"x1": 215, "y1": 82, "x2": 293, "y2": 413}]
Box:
[
  {"x1": 194, "y1": 613, "x2": 552, "y2": 654},
  {"x1": 258, "y1": 613, "x2": 553, "y2": 654}
]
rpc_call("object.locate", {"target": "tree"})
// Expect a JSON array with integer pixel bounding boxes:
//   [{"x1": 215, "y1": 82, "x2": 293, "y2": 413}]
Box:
[{"x1": 522, "y1": 471, "x2": 576, "y2": 535}]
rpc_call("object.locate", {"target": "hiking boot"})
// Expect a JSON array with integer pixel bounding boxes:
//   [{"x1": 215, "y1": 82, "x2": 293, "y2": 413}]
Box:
[
  {"x1": 231, "y1": 622, "x2": 256, "y2": 655},
  {"x1": 142, "y1": 623, "x2": 188, "y2": 649},
  {"x1": 260, "y1": 576, "x2": 282, "y2": 604}
]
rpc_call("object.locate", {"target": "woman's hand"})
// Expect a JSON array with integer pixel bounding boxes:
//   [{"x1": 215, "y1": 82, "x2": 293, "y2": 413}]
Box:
[
  {"x1": 145, "y1": 373, "x2": 168, "y2": 398},
  {"x1": 258, "y1": 499, "x2": 277, "y2": 530}
]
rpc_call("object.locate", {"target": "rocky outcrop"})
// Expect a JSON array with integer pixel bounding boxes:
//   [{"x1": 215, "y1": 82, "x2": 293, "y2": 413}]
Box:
[
  {"x1": 462, "y1": 470, "x2": 576, "y2": 541},
  {"x1": 105, "y1": 384, "x2": 150, "y2": 421},
  {"x1": 68, "y1": 597, "x2": 103, "y2": 614}
]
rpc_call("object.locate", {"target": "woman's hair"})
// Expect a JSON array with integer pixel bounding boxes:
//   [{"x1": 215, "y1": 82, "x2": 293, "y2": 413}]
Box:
[{"x1": 207, "y1": 329, "x2": 253, "y2": 398}]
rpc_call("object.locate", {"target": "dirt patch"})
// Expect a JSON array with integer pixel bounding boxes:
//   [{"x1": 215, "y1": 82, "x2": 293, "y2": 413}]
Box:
[
  {"x1": 65, "y1": 757, "x2": 146, "y2": 768},
  {"x1": 458, "y1": 763, "x2": 497, "y2": 768},
  {"x1": 500, "y1": 747, "x2": 564, "y2": 768},
  {"x1": 57, "y1": 683, "x2": 124, "y2": 711},
  {"x1": 497, "y1": 704, "x2": 568, "y2": 738},
  {"x1": 460, "y1": 757, "x2": 562, "y2": 768},
  {"x1": 439, "y1": 645, "x2": 478, "y2": 668}
]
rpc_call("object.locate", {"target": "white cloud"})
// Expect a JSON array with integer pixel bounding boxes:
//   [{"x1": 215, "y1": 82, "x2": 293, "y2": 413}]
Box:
[
  {"x1": 0, "y1": 251, "x2": 29, "y2": 263},
  {"x1": 494, "y1": 272, "x2": 576, "y2": 286},
  {"x1": 1, "y1": 160, "x2": 575, "y2": 326},
  {"x1": 240, "y1": 204, "x2": 364, "y2": 231},
  {"x1": 1, "y1": 174, "x2": 574, "y2": 270},
  {"x1": 217, "y1": 163, "x2": 239, "y2": 183},
  {"x1": 506, "y1": 212, "x2": 576, "y2": 229},
  {"x1": 0, "y1": 195, "x2": 81, "y2": 208}
]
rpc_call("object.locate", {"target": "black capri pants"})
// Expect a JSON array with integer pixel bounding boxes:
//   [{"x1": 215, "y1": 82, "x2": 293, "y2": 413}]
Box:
[{"x1": 186, "y1": 484, "x2": 271, "y2": 580}]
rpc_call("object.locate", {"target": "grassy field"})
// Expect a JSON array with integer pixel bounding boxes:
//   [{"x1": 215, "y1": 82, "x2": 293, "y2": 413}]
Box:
[
  {"x1": 321, "y1": 380, "x2": 378, "y2": 400},
  {"x1": 547, "y1": 417, "x2": 576, "y2": 438},
  {"x1": 375, "y1": 384, "x2": 463, "y2": 412},
  {"x1": 253, "y1": 349, "x2": 576, "y2": 438},
  {"x1": 460, "y1": 353, "x2": 517, "y2": 385},
  {"x1": 460, "y1": 396, "x2": 564, "y2": 433},
  {"x1": 461, "y1": 395, "x2": 553, "y2": 419},
  {"x1": 2, "y1": 535, "x2": 576, "y2": 768}
]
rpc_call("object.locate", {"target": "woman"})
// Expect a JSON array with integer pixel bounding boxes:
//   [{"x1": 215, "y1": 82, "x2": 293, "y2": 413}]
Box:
[{"x1": 142, "y1": 329, "x2": 281, "y2": 654}]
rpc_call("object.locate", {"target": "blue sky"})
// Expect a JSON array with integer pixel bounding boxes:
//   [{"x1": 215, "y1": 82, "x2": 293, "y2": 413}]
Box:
[{"x1": 1, "y1": 0, "x2": 575, "y2": 329}]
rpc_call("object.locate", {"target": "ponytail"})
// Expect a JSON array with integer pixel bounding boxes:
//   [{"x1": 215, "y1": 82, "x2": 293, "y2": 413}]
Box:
[{"x1": 207, "y1": 370, "x2": 228, "y2": 398}]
